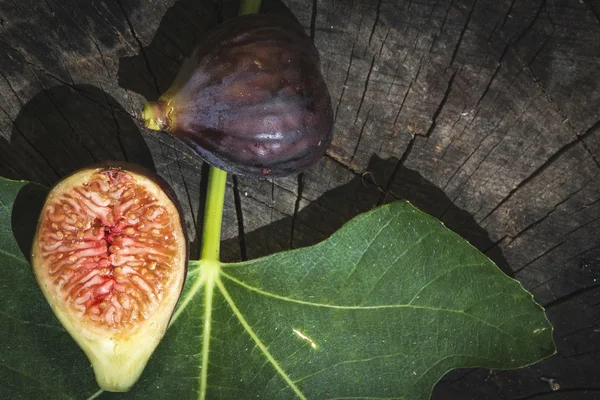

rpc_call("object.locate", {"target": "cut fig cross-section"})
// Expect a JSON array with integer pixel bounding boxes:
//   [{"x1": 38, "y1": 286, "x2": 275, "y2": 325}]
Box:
[{"x1": 31, "y1": 163, "x2": 187, "y2": 392}]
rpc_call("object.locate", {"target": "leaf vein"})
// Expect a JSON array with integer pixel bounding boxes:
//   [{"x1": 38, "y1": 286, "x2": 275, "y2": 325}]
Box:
[
  {"x1": 199, "y1": 274, "x2": 215, "y2": 400},
  {"x1": 220, "y1": 272, "x2": 539, "y2": 344},
  {"x1": 0, "y1": 247, "x2": 26, "y2": 263},
  {"x1": 330, "y1": 213, "x2": 401, "y2": 302},
  {"x1": 0, "y1": 363, "x2": 77, "y2": 399},
  {"x1": 293, "y1": 351, "x2": 407, "y2": 383},
  {"x1": 407, "y1": 262, "x2": 484, "y2": 305},
  {"x1": 216, "y1": 277, "x2": 307, "y2": 399},
  {"x1": 170, "y1": 273, "x2": 206, "y2": 327},
  {"x1": 359, "y1": 231, "x2": 435, "y2": 304},
  {"x1": 0, "y1": 310, "x2": 65, "y2": 332}
]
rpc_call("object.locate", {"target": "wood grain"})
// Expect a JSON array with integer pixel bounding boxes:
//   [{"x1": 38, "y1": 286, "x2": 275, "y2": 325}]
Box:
[{"x1": 0, "y1": 0, "x2": 598, "y2": 398}]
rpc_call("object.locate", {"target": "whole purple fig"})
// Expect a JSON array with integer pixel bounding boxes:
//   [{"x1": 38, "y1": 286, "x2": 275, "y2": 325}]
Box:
[{"x1": 142, "y1": 14, "x2": 333, "y2": 177}]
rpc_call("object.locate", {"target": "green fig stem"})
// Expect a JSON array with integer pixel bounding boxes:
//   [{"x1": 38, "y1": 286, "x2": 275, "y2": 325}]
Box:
[
  {"x1": 238, "y1": 0, "x2": 261, "y2": 15},
  {"x1": 200, "y1": 167, "x2": 227, "y2": 261},
  {"x1": 142, "y1": 100, "x2": 171, "y2": 131}
]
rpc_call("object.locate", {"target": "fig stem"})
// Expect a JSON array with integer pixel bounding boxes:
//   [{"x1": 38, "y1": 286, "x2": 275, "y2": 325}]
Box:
[
  {"x1": 142, "y1": 100, "x2": 171, "y2": 131},
  {"x1": 238, "y1": 0, "x2": 261, "y2": 15},
  {"x1": 200, "y1": 167, "x2": 228, "y2": 261}
]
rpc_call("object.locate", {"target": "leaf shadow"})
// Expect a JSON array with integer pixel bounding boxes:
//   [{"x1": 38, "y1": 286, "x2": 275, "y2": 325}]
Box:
[
  {"x1": 117, "y1": 0, "x2": 225, "y2": 101},
  {"x1": 0, "y1": 84, "x2": 155, "y2": 187},
  {"x1": 222, "y1": 154, "x2": 511, "y2": 277}
]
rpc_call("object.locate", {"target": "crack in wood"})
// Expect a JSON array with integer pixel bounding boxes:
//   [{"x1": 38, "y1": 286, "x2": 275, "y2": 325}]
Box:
[
  {"x1": 234, "y1": 165, "x2": 382, "y2": 235},
  {"x1": 309, "y1": 0, "x2": 317, "y2": 40},
  {"x1": 579, "y1": 119, "x2": 600, "y2": 169},
  {"x1": 143, "y1": 132, "x2": 200, "y2": 166},
  {"x1": 391, "y1": 80, "x2": 413, "y2": 127},
  {"x1": 475, "y1": 61, "x2": 501, "y2": 107},
  {"x1": 324, "y1": 152, "x2": 361, "y2": 175},
  {"x1": 368, "y1": 0, "x2": 383, "y2": 46},
  {"x1": 511, "y1": 0, "x2": 547, "y2": 48},
  {"x1": 289, "y1": 172, "x2": 304, "y2": 249},
  {"x1": 41, "y1": 0, "x2": 87, "y2": 82},
  {"x1": 559, "y1": 324, "x2": 600, "y2": 339},
  {"x1": 0, "y1": 157, "x2": 22, "y2": 179},
  {"x1": 423, "y1": 72, "x2": 457, "y2": 140},
  {"x1": 554, "y1": 241, "x2": 600, "y2": 275},
  {"x1": 333, "y1": 10, "x2": 365, "y2": 123},
  {"x1": 440, "y1": 109, "x2": 481, "y2": 162},
  {"x1": 353, "y1": 55, "x2": 376, "y2": 125},
  {"x1": 435, "y1": 0, "x2": 454, "y2": 47},
  {"x1": 8, "y1": 50, "x2": 138, "y2": 121},
  {"x1": 561, "y1": 349, "x2": 600, "y2": 360},
  {"x1": 495, "y1": 0, "x2": 579, "y2": 136},
  {"x1": 504, "y1": 178, "x2": 596, "y2": 247},
  {"x1": 0, "y1": 69, "x2": 24, "y2": 107},
  {"x1": 378, "y1": 71, "x2": 457, "y2": 205},
  {"x1": 462, "y1": 105, "x2": 542, "y2": 212},
  {"x1": 521, "y1": 220, "x2": 600, "y2": 285},
  {"x1": 237, "y1": 186, "x2": 332, "y2": 239},
  {"x1": 115, "y1": 0, "x2": 161, "y2": 96},
  {"x1": 448, "y1": 0, "x2": 477, "y2": 68},
  {"x1": 377, "y1": 28, "x2": 391, "y2": 60},
  {"x1": 572, "y1": 195, "x2": 600, "y2": 215},
  {"x1": 499, "y1": 0, "x2": 518, "y2": 32},
  {"x1": 480, "y1": 120, "x2": 600, "y2": 226},
  {"x1": 232, "y1": 175, "x2": 248, "y2": 261},
  {"x1": 88, "y1": 1, "x2": 138, "y2": 54},
  {"x1": 350, "y1": 105, "x2": 372, "y2": 164}
]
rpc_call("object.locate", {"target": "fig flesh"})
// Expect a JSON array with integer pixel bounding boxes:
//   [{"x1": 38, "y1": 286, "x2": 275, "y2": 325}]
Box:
[
  {"x1": 31, "y1": 163, "x2": 187, "y2": 392},
  {"x1": 143, "y1": 14, "x2": 333, "y2": 177}
]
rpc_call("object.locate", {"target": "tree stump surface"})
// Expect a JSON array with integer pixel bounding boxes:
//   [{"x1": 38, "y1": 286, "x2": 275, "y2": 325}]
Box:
[{"x1": 0, "y1": 0, "x2": 598, "y2": 398}]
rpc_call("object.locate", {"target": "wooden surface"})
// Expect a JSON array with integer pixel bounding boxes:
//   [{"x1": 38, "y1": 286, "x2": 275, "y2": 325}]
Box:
[{"x1": 1, "y1": 0, "x2": 599, "y2": 398}]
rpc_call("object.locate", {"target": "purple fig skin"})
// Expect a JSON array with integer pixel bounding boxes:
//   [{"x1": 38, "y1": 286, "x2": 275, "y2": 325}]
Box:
[{"x1": 143, "y1": 14, "x2": 333, "y2": 178}]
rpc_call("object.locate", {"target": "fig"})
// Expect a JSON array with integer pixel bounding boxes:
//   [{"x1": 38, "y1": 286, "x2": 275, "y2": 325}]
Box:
[
  {"x1": 31, "y1": 162, "x2": 187, "y2": 392},
  {"x1": 142, "y1": 14, "x2": 333, "y2": 177}
]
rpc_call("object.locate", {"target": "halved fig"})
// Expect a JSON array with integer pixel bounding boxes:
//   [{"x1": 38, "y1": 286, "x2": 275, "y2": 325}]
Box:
[{"x1": 31, "y1": 162, "x2": 187, "y2": 392}]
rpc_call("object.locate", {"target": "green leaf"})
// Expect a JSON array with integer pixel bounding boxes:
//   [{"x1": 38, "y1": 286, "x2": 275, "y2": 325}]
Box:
[
  {"x1": 0, "y1": 178, "x2": 101, "y2": 399},
  {"x1": 0, "y1": 177, "x2": 555, "y2": 400}
]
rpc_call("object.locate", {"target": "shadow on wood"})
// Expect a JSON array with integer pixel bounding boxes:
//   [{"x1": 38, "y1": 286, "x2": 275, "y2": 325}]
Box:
[
  {"x1": 0, "y1": 84, "x2": 154, "y2": 187},
  {"x1": 223, "y1": 154, "x2": 511, "y2": 277},
  {"x1": 117, "y1": 0, "x2": 300, "y2": 100},
  {"x1": 117, "y1": 0, "x2": 225, "y2": 100}
]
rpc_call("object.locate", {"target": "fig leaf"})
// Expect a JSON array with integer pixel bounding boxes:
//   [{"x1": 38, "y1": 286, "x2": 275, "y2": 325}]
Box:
[
  {"x1": 0, "y1": 177, "x2": 555, "y2": 399},
  {"x1": 0, "y1": 178, "x2": 101, "y2": 399}
]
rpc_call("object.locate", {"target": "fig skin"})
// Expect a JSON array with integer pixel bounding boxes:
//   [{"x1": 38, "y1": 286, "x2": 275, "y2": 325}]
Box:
[
  {"x1": 31, "y1": 161, "x2": 188, "y2": 392},
  {"x1": 143, "y1": 14, "x2": 333, "y2": 178}
]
